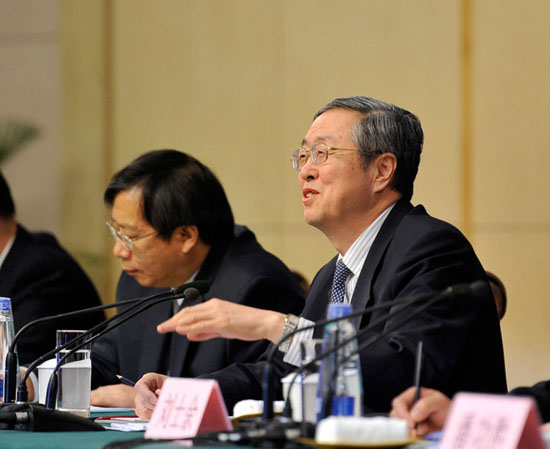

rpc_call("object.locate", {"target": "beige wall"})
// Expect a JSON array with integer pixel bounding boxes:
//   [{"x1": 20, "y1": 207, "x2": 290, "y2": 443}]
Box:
[
  {"x1": 0, "y1": 0, "x2": 61, "y2": 233},
  {"x1": 3, "y1": 0, "x2": 550, "y2": 391},
  {"x1": 470, "y1": 1, "x2": 550, "y2": 389},
  {"x1": 103, "y1": 0, "x2": 464, "y2": 285}
]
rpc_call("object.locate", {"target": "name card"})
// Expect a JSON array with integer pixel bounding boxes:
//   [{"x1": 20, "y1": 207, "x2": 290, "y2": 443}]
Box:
[
  {"x1": 145, "y1": 378, "x2": 232, "y2": 440},
  {"x1": 440, "y1": 392, "x2": 544, "y2": 449}
]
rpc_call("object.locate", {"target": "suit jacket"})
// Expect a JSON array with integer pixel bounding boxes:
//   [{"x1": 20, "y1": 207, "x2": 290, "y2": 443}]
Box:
[
  {"x1": 91, "y1": 225, "x2": 305, "y2": 387},
  {"x1": 0, "y1": 225, "x2": 104, "y2": 366},
  {"x1": 203, "y1": 200, "x2": 507, "y2": 413}
]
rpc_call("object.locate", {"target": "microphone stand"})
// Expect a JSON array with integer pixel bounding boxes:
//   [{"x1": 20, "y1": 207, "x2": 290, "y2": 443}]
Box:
[
  {"x1": 261, "y1": 288, "x2": 442, "y2": 420},
  {"x1": 280, "y1": 281, "x2": 490, "y2": 420},
  {"x1": 4, "y1": 283, "x2": 204, "y2": 403},
  {"x1": 234, "y1": 288, "x2": 448, "y2": 444},
  {"x1": 262, "y1": 280, "x2": 489, "y2": 423},
  {"x1": 44, "y1": 286, "x2": 200, "y2": 408},
  {"x1": 0, "y1": 284, "x2": 207, "y2": 432}
]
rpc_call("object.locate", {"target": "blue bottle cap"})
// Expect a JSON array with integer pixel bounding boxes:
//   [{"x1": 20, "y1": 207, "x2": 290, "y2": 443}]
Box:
[
  {"x1": 0, "y1": 297, "x2": 12, "y2": 311},
  {"x1": 327, "y1": 303, "x2": 352, "y2": 319}
]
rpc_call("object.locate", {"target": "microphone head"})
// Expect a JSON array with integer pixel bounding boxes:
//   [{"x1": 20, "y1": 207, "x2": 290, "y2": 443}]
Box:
[
  {"x1": 469, "y1": 279, "x2": 491, "y2": 297},
  {"x1": 171, "y1": 280, "x2": 209, "y2": 295},
  {"x1": 183, "y1": 287, "x2": 200, "y2": 301},
  {"x1": 446, "y1": 280, "x2": 491, "y2": 298}
]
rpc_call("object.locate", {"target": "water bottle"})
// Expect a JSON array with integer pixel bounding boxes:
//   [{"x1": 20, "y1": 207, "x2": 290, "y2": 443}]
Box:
[
  {"x1": 0, "y1": 297, "x2": 17, "y2": 402},
  {"x1": 316, "y1": 303, "x2": 363, "y2": 420}
]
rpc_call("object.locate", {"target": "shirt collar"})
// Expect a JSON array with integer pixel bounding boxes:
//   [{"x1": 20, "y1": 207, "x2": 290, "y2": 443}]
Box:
[{"x1": 339, "y1": 203, "x2": 395, "y2": 278}]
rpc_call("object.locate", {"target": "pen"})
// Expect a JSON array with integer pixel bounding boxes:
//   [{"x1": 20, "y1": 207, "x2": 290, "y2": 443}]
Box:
[
  {"x1": 116, "y1": 374, "x2": 136, "y2": 387},
  {"x1": 412, "y1": 340, "x2": 423, "y2": 434},
  {"x1": 413, "y1": 340, "x2": 423, "y2": 404}
]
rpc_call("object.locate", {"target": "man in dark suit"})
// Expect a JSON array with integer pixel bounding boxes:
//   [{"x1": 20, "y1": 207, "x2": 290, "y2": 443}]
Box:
[
  {"x1": 0, "y1": 171, "x2": 104, "y2": 367},
  {"x1": 135, "y1": 96, "x2": 506, "y2": 418},
  {"x1": 90, "y1": 150, "x2": 305, "y2": 407}
]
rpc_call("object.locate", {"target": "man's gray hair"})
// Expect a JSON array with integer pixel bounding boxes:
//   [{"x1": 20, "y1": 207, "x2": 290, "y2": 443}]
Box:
[{"x1": 314, "y1": 96, "x2": 423, "y2": 201}]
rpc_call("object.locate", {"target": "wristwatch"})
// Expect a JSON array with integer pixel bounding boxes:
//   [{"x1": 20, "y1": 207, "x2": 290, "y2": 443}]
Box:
[{"x1": 279, "y1": 314, "x2": 299, "y2": 353}]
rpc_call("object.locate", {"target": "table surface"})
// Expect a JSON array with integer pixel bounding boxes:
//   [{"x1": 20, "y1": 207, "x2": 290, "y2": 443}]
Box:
[
  {"x1": 0, "y1": 429, "x2": 435, "y2": 449},
  {"x1": 0, "y1": 409, "x2": 435, "y2": 449}
]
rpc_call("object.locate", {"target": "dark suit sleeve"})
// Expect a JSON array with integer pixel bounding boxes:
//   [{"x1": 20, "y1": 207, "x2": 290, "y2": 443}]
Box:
[
  {"x1": 181, "y1": 276, "x2": 305, "y2": 379},
  {"x1": 510, "y1": 382, "x2": 550, "y2": 422},
  {"x1": 201, "y1": 348, "x2": 296, "y2": 414},
  {"x1": 195, "y1": 278, "x2": 305, "y2": 413},
  {"x1": 358, "y1": 226, "x2": 506, "y2": 412}
]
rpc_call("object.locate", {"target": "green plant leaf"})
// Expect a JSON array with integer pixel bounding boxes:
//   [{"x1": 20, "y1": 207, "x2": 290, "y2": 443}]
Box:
[{"x1": 0, "y1": 119, "x2": 40, "y2": 165}]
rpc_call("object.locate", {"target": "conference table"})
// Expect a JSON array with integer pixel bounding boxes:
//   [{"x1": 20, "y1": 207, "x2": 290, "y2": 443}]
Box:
[
  {"x1": 0, "y1": 430, "x2": 434, "y2": 449},
  {"x1": 0, "y1": 409, "x2": 435, "y2": 449},
  {"x1": 0, "y1": 408, "x2": 439, "y2": 449}
]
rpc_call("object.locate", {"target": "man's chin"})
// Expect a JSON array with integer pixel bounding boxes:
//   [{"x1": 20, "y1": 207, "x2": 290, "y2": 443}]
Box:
[
  {"x1": 134, "y1": 276, "x2": 171, "y2": 290},
  {"x1": 304, "y1": 212, "x2": 322, "y2": 228},
  {"x1": 129, "y1": 273, "x2": 154, "y2": 287}
]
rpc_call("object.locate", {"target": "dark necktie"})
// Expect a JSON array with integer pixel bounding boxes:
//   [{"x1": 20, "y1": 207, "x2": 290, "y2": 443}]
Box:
[{"x1": 330, "y1": 260, "x2": 351, "y2": 304}]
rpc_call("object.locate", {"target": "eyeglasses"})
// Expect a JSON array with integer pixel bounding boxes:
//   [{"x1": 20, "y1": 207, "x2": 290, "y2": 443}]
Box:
[
  {"x1": 105, "y1": 219, "x2": 156, "y2": 251},
  {"x1": 291, "y1": 142, "x2": 358, "y2": 170}
]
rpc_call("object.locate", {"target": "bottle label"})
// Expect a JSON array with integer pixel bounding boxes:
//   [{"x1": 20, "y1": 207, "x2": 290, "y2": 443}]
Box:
[
  {"x1": 0, "y1": 378, "x2": 3, "y2": 401},
  {"x1": 331, "y1": 396, "x2": 354, "y2": 416}
]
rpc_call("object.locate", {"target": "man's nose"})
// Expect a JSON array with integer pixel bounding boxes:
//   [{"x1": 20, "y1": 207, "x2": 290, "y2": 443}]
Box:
[
  {"x1": 113, "y1": 239, "x2": 131, "y2": 259},
  {"x1": 299, "y1": 155, "x2": 318, "y2": 180}
]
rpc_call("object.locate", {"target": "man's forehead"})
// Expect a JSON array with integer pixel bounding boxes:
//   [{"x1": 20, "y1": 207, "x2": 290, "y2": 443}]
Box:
[
  {"x1": 303, "y1": 108, "x2": 362, "y2": 145},
  {"x1": 111, "y1": 188, "x2": 146, "y2": 230},
  {"x1": 301, "y1": 134, "x2": 333, "y2": 146},
  {"x1": 109, "y1": 216, "x2": 139, "y2": 231}
]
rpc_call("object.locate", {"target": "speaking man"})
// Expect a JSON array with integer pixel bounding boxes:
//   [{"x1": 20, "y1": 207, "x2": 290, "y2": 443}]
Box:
[{"x1": 135, "y1": 97, "x2": 506, "y2": 417}]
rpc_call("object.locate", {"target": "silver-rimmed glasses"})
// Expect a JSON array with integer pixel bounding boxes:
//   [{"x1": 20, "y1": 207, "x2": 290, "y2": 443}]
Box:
[
  {"x1": 291, "y1": 142, "x2": 358, "y2": 170},
  {"x1": 105, "y1": 219, "x2": 156, "y2": 251}
]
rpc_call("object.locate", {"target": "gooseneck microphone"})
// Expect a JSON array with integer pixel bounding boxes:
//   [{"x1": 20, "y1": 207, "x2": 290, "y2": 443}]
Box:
[
  {"x1": 0, "y1": 282, "x2": 208, "y2": 432},
  {"x1": 3, "y1": 287, "x2": 194, "y2": 403},
  {"x1": 6, "y1": 280, "x2": 207, "y2": 404},
  {"x1": 43, "y1": 286, "x2": 203, "y2": 409},
  {"x1": 262, "y1": 288, "x2": 440, "y2": 420},
  {"x1": 262, "y1": 280, "x2": 490, "y2": 423},
  {"x1": 315, "y1": 281, "x2": 490, "y2": 420}
]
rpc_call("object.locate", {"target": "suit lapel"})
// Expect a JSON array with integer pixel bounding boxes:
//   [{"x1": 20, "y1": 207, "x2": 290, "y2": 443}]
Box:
[
  {"x1": 167, "y1": 245, "x2": 224, "y2": 377},
  {"x1": 137, "y1": 300, "x2": 173, "y2": 376},
  {"x1": 350, "y1": 200, "x2": 413, "y2": 325},
  {"x1": 307, "y1": 201, "x2": 414, "y2": 336}
]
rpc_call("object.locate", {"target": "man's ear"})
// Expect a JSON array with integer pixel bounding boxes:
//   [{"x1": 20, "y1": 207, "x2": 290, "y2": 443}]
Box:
[
  {"x1": 174, "y1": 225, "x2": 200, "y2": 254},
  {"x1": 373, "y1": 153, "x2": 397, "y2": 193}
]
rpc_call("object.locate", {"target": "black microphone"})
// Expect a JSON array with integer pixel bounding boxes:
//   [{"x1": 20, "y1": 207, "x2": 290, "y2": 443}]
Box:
[
  {"x1": 0, "y1": 283, "x2": 207, "y2": 432},
  {"x1": 11, "y1": 280, "x2": 208, "y2": 403},
  {"x1": 285, "y1": 280, "x2": 490, "y2": 421},
  {"x1": 43, "y1": 286, "x2": 204, "y2": 410},
  {"x1": 263, "y1": 280, "x2": 490, "y2": 423},
  {"x1": 0, "y1": 403, "x2": 105, "y2": 432},
  {"x1": 4, "y1": 284, "x2": 199, "y2": 403}
]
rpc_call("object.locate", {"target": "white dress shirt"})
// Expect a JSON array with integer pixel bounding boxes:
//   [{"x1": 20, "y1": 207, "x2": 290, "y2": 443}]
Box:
[{"x1": 283, "y1": 203, "x2": 395, "y2": 366}]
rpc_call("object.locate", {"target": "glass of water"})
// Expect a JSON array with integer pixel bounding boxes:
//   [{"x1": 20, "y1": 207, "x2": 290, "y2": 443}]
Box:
[{"x1": 55, "y1": 330, "x2": 91, "y2": 417}]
